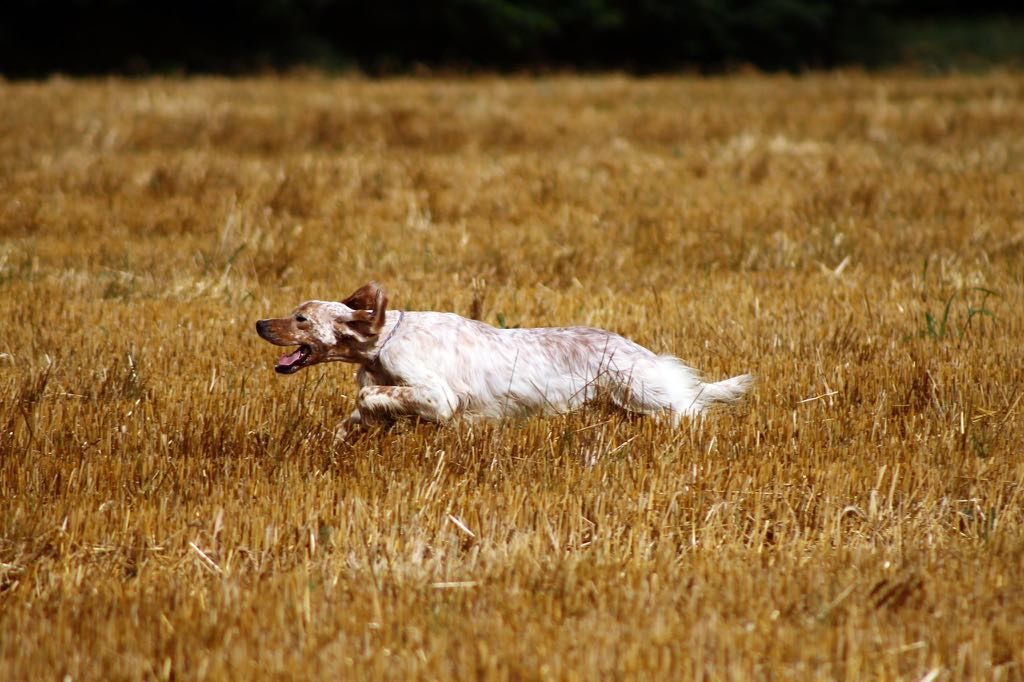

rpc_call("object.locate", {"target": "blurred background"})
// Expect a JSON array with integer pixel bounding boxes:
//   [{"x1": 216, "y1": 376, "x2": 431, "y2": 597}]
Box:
[{"x1": 1, "y1": 0, "x2": 1022, "y2": 77}]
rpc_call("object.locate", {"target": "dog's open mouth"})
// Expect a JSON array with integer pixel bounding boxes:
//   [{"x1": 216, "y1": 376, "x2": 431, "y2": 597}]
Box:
[{"x1": 275, "y1": 345, "x2": 312, "y2": 374}]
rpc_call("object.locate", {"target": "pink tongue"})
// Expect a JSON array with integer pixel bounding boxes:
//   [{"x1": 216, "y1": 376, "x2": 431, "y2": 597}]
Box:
[{"x1": 277, "y1": 349, "x2": 303, "y2": 367}]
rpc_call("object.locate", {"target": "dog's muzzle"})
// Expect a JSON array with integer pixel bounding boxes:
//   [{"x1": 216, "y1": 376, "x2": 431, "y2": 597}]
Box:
[{"x1": 256, "y1": 319, "x2": 312, "y2": 374}]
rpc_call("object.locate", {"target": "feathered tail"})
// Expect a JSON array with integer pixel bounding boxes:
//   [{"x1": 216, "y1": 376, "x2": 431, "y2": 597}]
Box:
[
  {"x1": 646, "y1": 356, "x2": 752, "y2": 420},
  {"x1": 698, "y1": 373, "x2": 753, "y2": 406}
]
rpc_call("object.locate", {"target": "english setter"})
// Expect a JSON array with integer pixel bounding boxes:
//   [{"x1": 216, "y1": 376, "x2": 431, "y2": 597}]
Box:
[{"x1": 256, "y1": 282, "x2": 751, "y2": 429}]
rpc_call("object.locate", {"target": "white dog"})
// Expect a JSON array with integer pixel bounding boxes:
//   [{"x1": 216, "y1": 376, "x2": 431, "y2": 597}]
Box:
[{"x1": 256, "y1": 282, "x2": 751, "y2": 428}]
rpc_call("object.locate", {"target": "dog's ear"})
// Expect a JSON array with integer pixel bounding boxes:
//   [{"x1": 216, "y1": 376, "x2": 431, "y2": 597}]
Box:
[
  {"x1": 341, "y1": 282, "x2": 384, "y2": 312},
  {"x1": 335, "y1": 282, "x2": 388, "y2": 341}
]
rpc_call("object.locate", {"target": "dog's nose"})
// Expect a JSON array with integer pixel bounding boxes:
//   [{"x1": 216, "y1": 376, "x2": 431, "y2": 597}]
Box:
[{"x1": 256, "y1": 320, "x2": 268, "y2": 336}]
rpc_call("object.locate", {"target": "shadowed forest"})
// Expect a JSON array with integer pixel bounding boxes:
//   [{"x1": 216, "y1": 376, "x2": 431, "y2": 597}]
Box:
[{"x1": 1, "y1": 1, "x2": 1023, "y2": 76}]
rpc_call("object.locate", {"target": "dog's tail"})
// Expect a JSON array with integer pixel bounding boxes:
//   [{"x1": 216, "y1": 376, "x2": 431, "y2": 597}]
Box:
[
  {"x1": 698, "y1": 373, "x2": 753, "y2": 406},
  {"x1": 607, "y1": 354, "x2": 752, "y2": 421},
  {"x1": 649, "y1": 356, "x2": 752, "y2": 419}
]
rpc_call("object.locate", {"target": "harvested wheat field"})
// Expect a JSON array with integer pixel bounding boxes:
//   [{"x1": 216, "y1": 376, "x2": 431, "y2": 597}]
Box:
[{"x1": 1, "y1": 72, "x2": 1023, "y2": 680}]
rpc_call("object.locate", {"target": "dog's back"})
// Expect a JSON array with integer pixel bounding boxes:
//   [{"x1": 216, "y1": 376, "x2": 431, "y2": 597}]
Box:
[{"x1": 377, "y1": 312, "x2": 750, "y2": 422}]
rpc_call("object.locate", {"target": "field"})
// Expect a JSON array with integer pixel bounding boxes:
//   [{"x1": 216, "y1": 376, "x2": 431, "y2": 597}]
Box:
[{"x1": 1, "y1": 72, "x2": 1023, "y2": 679}]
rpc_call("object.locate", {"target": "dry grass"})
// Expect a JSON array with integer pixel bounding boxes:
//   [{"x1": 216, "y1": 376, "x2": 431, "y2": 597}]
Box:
[{"x1": 1, "y1": 71, "x2": 1023, "y2": 680}]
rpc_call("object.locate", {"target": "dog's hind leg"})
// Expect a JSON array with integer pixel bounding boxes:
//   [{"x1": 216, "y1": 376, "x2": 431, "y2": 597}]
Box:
[{"x1": 604, "y1": 356, "x2": 709, "y2": 423}]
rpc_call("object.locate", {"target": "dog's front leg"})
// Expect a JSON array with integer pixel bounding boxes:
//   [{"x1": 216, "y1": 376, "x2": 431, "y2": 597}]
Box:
[
  {"x1": 357, "y1": 384, "x2": 457, "y2": 423},
  {"x1": 334, "y1": 368, "x2": 377, "y2": 441}
]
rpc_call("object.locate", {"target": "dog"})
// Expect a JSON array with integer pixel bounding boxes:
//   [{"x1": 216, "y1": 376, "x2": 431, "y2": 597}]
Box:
[{"x1": 256, "y1": 282, "x2": 751, "y2": 429}]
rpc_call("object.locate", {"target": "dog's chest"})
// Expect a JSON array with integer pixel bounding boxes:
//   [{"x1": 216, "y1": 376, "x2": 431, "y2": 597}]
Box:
[{"x1": 361, "y1": 359, "x2": 401, "y2": 386}]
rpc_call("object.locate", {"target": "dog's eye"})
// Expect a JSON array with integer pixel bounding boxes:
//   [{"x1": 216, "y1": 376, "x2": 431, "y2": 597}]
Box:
[{"x1": 295, "y1": 314, "x2": 308, "y2": 323}]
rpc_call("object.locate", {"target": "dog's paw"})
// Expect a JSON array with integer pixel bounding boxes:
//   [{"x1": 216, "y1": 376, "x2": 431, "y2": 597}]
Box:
[
  {"x1": 331, "y1": 412, "x2": 363, "y2": 444},
  {"x1": 331, "y1": 424, "x2": 350, "y2": 444}
]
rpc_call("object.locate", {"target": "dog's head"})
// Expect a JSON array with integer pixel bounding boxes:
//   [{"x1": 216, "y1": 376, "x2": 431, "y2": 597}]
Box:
[{"x1": 256, "y1": 282, "x2": 389, "y2": 373}]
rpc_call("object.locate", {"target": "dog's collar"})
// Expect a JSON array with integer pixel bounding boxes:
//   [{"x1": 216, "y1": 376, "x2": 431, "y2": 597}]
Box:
[{"x1": 372, "y1": 310, "x2": 404, "y2": 362}]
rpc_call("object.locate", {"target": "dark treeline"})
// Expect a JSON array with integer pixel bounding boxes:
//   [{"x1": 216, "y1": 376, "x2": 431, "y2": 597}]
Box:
[{"x1": 0, "y1": 0, "x2": 1021, "y2": 77}]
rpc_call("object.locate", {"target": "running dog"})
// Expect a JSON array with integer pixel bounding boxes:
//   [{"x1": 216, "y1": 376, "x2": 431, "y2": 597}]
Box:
[{"x1": 256, "y1": 282, "x2": 751, "y2": 429}]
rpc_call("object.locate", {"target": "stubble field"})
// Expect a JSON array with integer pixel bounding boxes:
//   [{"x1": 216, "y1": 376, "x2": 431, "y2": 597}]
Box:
[{"x1": 1, "y1": 72, "x2": 1023, "y2": 679}]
